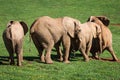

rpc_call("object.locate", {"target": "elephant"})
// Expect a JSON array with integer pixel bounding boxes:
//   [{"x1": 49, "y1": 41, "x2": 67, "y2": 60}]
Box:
[
  {"x1": 71, "y1": 22, "x2": 102, "y2": 61},
  {"x1": 87, "y1": 16, "x2": 118, "y2": 61},
  {"x1": 2, "y1": 21, "x2": 28, "y2": 66},
  {"x1": 30, "y1": 16, "x2": 81, "y2": 64}
]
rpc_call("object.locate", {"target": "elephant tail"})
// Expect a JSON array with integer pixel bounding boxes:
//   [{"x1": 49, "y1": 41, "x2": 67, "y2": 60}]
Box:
[
  {"x1": 9, "y1": 28, "x2": 15, "y2": 53},
  {"x1": 29, "y1": 32, "x2": 32, "y2": 52},
  {"x1": 29, "y1": 20, "x2": 36, "y2": 53},
  {"x1": 30, "y1": 19, "x2": 37, "y2": 34}
]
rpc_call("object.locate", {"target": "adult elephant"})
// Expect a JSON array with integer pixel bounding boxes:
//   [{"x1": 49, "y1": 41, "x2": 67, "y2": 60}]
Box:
[
  {"x1": 87, "y1": 16, "x2": 118, "y2": 61},
  {"x1": 71, "y1": 22, "x2": 102, "y2": 61},
  {"x1": 3, "y1": 21, "x2": 28, "y2": 66},
  {"x1": 30, "y1": 16, "x2": 81, "y2": 64}
]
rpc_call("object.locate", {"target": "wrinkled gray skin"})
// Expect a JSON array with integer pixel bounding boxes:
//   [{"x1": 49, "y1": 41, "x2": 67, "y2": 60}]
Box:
[
  {"x1": 72, "y1": 22, "x2": 102, "y2": 61},
  {"x1": 3, "y1": 21, "x2": 28, "y2": 66},
  {"x1": 30, "y1": 16, "x2": 81, "y2": 64},
  {"x1": 87, "y1": 16, "x2": 118, "y2": 61}
]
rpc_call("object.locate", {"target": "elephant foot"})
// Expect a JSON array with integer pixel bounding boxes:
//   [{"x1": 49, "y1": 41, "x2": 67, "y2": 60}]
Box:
[
  {"x1": 113, "y1": 58, "x2": 118, "y2": 61},
  {"x1": 10, "y1": 61, "x2": 15, "y2": 65},
  {"x1": 41, "y1": 57, "x2": 45, "y2": 63},
  {"x1": 97, "y1": 57, "x2": 101, "y2": 60},
  {"x1": 41, "y1": 59, "x2": 45, "y2": 63},
  {"x1": 21, "y1": 60, "x2": 24, "y2": 62},
  {"x1": 94, "y1": 56, "x2": 100, "y2": 60},
  {"x1": 60, "y1": 58, "x2": 63, "y2": 62},
  {"x1": 58, "y1": 57, "x2": 63, "y2": 62},
  {"x1": 45, "y1": 58, "x2": 53, "y2": 64},
  {"x1": 17, "y1": 63, "x2": 22, "y2": 66},
  {"x1": 92, "y1": 54, "x2": 100, "y2": 60},
  {"x1": 84, "y1": 58, "x2": 89, "y2": 62},
  {"x1": 63, "y1": 60, "x2": 70, "y2": 64}
]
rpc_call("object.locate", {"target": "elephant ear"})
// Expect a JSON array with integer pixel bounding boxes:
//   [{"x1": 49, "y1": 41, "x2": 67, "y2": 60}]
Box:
[
  {"x1": 63, "y1": 17, "x2": 81, "y2": 38},
  {"x1": 87, "y1": 16, "x2": 98, "y2": 22},
  {"x1": 96, "y1": 16, "x2": 110, "y2": 26},
  {"x1": 93, "y1": 23, "x2": 101, "y2": 38},
  {"x1": 20, "y1": 21, "x2": 28, "y2": 35},
  {"x1": 7, "y1": 21, "x2": 14, "y2": 27},
  {"x1": 95, "y1": 24, "x2": 101, "y2": 36}
]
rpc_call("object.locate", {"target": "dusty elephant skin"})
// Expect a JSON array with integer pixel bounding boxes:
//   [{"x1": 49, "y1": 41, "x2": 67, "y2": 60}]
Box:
[
  {"x1": 2, "y1": 21, "x2": 28, "y2": 66},
  {"x1": 72, "y1": 22, "x2": 102, "y2": 61},
  {"x1": 87, "y1": 16, "x2": 118, "y2": 61},
  {"x1": 30, "y1": 16, "x2": 81, "y2": 64}
]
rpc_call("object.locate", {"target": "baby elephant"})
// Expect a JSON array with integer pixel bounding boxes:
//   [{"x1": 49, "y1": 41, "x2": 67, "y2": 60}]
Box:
[
  {"x1": 3, "y1": 21, "x2": 28, "y2": 66},
  {"x1": 73, "y1": 22, "x2": 101, "y2": 61}
]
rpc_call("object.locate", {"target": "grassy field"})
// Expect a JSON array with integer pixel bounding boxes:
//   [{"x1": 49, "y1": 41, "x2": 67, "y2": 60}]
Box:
[{"x1": 0, "y1": 0, "x2": 120, "y2": 80}]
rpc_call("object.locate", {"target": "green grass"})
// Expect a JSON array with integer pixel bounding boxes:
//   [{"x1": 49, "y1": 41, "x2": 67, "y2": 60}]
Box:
[{"x1": 0, "y1": 0, "x2": 120, "y2": 80}]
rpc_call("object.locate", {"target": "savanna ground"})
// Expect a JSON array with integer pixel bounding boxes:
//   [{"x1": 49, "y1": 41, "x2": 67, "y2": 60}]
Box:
[{"x1": 0, "y1": 0, "x2": 120, "y2": 80}]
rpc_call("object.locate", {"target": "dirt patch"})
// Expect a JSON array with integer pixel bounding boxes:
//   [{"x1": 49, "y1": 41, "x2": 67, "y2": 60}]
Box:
[
  {"x1": 90, "y1": 57, "x2": 120, "y2": 63},
  {"x1": 110, "y1": 23, "x2": 120, "y2": 27},
  {"x1": 100, "y1": 58, "x2": 120, "y2": 62}
]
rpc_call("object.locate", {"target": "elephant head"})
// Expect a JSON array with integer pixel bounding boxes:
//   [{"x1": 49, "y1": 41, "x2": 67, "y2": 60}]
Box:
[
  {"x1": 62, "y1": 16, "x2": 81, "y2": 38},
  {"x1": 96, "y1": 16, "x2": 110, "y2": 26},
  {"x1": 87, "y1": 16, "x2": 110, "y2": 27}
]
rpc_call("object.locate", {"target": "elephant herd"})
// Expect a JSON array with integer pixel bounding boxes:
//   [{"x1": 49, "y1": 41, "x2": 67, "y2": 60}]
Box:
[{"x1": 2, "y1": 16, "x2": 118, "y2": 66}]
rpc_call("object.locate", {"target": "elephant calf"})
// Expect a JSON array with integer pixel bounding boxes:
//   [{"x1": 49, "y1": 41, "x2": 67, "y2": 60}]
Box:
[
  {"x1": 73, "y1": 22, "x2": 101, "y2": 61},
  {"x1": 3, "y1": 21, "x2": 28, "y2": 66}
]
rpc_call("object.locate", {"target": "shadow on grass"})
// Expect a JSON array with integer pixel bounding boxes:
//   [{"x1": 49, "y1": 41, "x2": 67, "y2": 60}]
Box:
[
  {"x1": 23, "y1": 56, "x2": 39, "y2": 61},
  {"x1": 100, "y1": 58, "x2": 120, "y2": 62},
  {"x1": 0, "y1": 56, "x2": 41, "y2": 65},
  {"x1": 1, "y1": 54, "x2": 118, "y2": 65},
  {"x1": 0, "y1": 56, "x2": 9, "y2": 65},
  {"x1": 90, "y1": 56, "x2": 120, "y2": 62},
  {"x1": 0, "y1": 53, "x2": 83, "y2": 65}
]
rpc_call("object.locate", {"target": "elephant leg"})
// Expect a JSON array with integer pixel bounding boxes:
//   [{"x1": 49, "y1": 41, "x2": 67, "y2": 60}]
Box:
[
  {"x1": 62, "y1": 35, "x2": 70, "y2": 63},
  {"x1": 107, "y1": 46, "x2": 118, "y2": 61},
  {"x1": 68, "y1": 45, "x2": 73, "y2": 60},
  {"x1": 39, "y1": 48, "x2": 45, "y2": 63},
  {"x1": 9, "y1": 53, "x2": 15, "y2": 65},
  {"x1": 7, "y1": 45, "x2": 15, "y2": 65},
  {"x1": 92, "y1": 52, "x2": 101, "y2": 60},
  {"x1": 36, "y1": 43, "x2": 44, "y2": 62},
  {"x1": 16, "y1": 53, "x2": 22, "y2": 66},
  {"x1": 80, "y1": 43, "x2": 89, "y2": 62},
  {"x1": 32, "y1": 35, "x2": 45, "y2": 62},
  {"x1": 16, "y1": 42, "x2": 23, "y2": 66},
  {"x1": 86, "y1": 41, "x2": 92, "y2": 56},
  {"x1": 17, "y1": 48, "x2": 23, "y2": 63},
  {"x1": 54, "y1": 42, "x2": 63, "y2": 62},
  {"x1": 20, "y1": 48, "x2": 23, "y2": 62},
  {"x1": 3, "y1": 38, "x2": 15, "y2": 65},
  {"x1": 45, "y1": 42, "x2": 54, "y2": 64},
  {"x1": 81, "y1": 49, "x2": 89, "y2": 62},
  {"x1": 91, "y1": 52, "x2": 96, "y2": 59}
]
